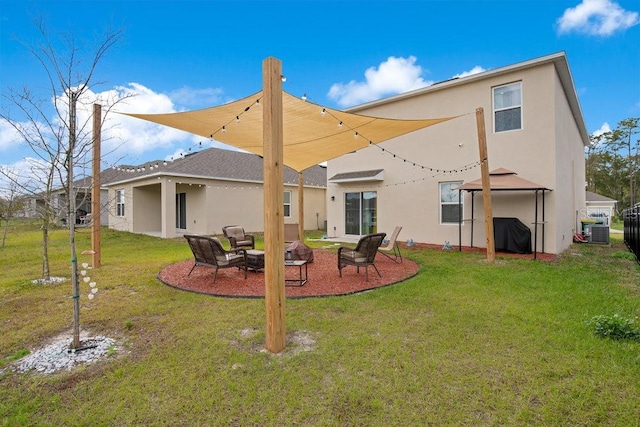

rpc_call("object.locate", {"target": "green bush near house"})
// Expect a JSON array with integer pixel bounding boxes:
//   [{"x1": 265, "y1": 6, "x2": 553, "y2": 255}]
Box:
[{"x1": 0, "y1": 221, "x2": 639, "y2": 425}]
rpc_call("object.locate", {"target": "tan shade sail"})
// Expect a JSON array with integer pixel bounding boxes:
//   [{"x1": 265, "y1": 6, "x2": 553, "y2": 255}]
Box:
[{"x1": 122, "y1": 90, "x2": 457, "y2": 172}]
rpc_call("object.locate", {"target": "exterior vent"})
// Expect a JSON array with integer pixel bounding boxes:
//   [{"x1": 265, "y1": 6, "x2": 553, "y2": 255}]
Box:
[{"x1": 590, "y1": 225, "x2": 610, "y2": 244}]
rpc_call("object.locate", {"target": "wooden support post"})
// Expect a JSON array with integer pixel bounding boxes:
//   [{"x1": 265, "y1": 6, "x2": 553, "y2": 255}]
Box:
[
  {"x1": 262, "y1": 57, "x2": 286, "y2": 353},
  {"x1": 91, "y1": 104, "x2": 101, "y2": 268},
  {"x1": 476, "y1": 107, "x2": 495, "y2": 262},
  {"x1": 298, "y1": 172, "x2": 304, "y2": 242}
]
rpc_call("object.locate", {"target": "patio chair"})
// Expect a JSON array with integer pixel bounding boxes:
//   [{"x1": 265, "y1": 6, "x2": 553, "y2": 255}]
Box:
[
  {"x1": 378, "y1": 226, "x2": 403, "y2": 263},
  {"x1": 337, "y1": 232, "x2": 386, "y2": 282},
  {"x1": 184, "y1": 234, "x2": 247, "y2": 283},
  {"x1": 222, "y1": 225, "x2": 255, "y2": 250}
]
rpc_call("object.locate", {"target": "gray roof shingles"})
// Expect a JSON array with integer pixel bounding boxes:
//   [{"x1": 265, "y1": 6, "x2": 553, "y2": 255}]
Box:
[{"x1": 102, "y1": 147, "x2": 326, "y2": 187}]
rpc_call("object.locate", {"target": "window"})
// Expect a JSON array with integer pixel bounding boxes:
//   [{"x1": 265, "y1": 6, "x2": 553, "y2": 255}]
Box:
[
  {"x1": 345, "y1": 191, "x2": 377, "y2": 235},
  {"x1": 493, "y1": 82, "x2": 522, "y2": 132},
  {"x1": 440, "y1": 182, "x2": 462, "y2": 224},
  {"x1": 284, "y1": 191, "x2": 291, "y2": 218},
  {"x1": 115, "y1": 189, "x2": 125, "y2": 217},
  {"x1": 176, "y1": 193, "x2": 186, "y2": 229}
]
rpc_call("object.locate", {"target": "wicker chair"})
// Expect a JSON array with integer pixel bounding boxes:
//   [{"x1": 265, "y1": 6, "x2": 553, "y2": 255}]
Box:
[
  {"x1": 337, "y1": 232, "x2": 386, "y2": 281},
  {"x1": 184, "y1": 234, "x2": 247, "y2": 283},
  {"x1": 222, "y1": 225, "x2": 255, "y2": 250}
]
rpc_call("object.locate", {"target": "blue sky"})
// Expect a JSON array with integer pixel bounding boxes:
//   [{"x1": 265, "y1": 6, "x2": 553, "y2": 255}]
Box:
[{"x1": 1, "y1": 0, "x2": 639, "y2": 180}]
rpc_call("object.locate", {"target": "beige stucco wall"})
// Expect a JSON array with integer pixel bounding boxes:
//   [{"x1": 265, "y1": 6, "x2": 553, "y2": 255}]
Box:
[
  {"x1": 327, "y1": 62, "x2": 586, "y2": 254},
  {"x1": 108, "y1": 175, "x2": 326, "y2": 239},
  {"x1": 553, "y1": 70, "x2": 587, "y2": 252}
]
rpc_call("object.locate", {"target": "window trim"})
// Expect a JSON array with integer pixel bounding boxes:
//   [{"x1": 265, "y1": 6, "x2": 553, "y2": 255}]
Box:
[
  {"x1": 344, "y1": 191, "x2": 378, "y2": 235},
  {"x1": 439, "y1": 181, "x2": 463, "y2": 225},
  {"x1": 284, "y1": 190, "x2": 292, "y2": 218},
  {"x1": 492, "y1": 81, "x2": 522, "y2": 133},
  {"x1": 115, "y1": 189, "x2": 125, "y2": 217}
]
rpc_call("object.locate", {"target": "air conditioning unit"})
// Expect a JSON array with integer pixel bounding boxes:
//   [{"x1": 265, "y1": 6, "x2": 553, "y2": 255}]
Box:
[{"x1": 590, "y1": 225, "x2": 610, "y2": 244}]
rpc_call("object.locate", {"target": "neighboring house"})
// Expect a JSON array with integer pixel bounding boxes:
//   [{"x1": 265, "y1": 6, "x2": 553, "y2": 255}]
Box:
[
  {"x1": 104, "y1": 147, "x2": 327, "y2": 238},
  {"x1": 326, "y1": 52, "x2": 589, "y2": 255},
  {"x1": 23, "y1": 169, "x2": 124, "y2": 227},
  {"x1": 585, "y1": 191, "x2": 617, "y2": 225}
]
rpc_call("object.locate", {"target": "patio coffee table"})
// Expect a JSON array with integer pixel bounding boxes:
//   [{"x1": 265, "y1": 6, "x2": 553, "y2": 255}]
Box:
[
  {"x1": 285, "y1": 259, "x2": 308, "y2": 286},
  {"x1": 246, "y1": 250, "x2": 264, "y2": 272}
]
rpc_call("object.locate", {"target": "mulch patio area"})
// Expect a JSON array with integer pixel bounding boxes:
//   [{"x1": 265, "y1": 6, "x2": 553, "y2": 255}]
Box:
[
  {"x1": 158, "y1": 249, "x2": 419, "y2": 299},
  {"x1": 157, "y1": 244, "x2": 555, "y2": 299}
]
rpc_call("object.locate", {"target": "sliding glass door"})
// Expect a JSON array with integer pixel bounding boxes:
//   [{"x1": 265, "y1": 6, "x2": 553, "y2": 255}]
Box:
[
  {"x1": 176, "y1": 192, "x2": 186, "y2": 230},
  {"x1": 344, "y1": 191, "x2": 377, "y2": 235}
]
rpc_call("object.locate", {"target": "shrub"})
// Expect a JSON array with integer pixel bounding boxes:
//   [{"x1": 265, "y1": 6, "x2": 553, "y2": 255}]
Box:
[{"x1": 588, "y1": 314, "x2": 640, "y2": 341}]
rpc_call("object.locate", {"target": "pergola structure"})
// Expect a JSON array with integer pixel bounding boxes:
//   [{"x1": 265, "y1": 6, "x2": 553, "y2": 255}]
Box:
[
  {"x1": 456, "y1": 168, "x2": 551, "y2": 259},
  {"x1": 120, "y1": 57, "x2": 480, "y2": 352}
]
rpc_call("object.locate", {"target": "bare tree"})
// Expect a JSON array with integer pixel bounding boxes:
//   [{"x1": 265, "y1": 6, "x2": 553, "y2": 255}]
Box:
[
  {"x1": 0, "y1": 167, "x2": 25, "y2": 248},
  {"x1": 0, "y1": 18, "x2": 125, "y2": 348}
]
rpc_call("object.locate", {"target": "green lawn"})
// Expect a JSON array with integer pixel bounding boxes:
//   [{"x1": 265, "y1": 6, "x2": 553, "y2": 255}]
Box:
[{"x1": 1, "y1": 220, "x2": 639, "y2": 425}]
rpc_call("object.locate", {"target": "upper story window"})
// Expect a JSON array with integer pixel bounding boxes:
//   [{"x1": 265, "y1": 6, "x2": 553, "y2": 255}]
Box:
[
  {"x1": 493, "y1": 82, "x2": 522, "y2": 132},
  {"x1": 116, "y1": 189, "x2": 125, "y2": 217},
  {"x1": 284, "y1": 191, "x2": 291, "y2": 218}
]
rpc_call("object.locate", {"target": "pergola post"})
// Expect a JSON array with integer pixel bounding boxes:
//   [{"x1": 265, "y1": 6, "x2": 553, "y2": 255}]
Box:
[
  {"x1": 91, "y1": 103, "x2": 101, "y2": 268},
  {"x1": 476, "y1": 107, "x2": 495, "y2": 262},
  {"x1": 298, "y1": 172, "x2": 304, "y2": 242},
  {"x1": 263, "y1": 57, "x2": 286, "y2": 353}
]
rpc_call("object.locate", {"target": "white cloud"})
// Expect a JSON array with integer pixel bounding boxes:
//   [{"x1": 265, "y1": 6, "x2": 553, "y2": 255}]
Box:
[
  {"x1": 328, "y1": 56, "x2": 433, "y2": 107},
  {"x1": 589, "y1": 122, "x2": 611, "y2": 149},
  {"x1": 0, "y1": 119, "x2": 24, "y2": 151},
  {"x1": 0, "y1": 157, "x2": 55, "y2": 196},
  {"x1": 557, "y1": 0, "x2": 640, "y2": 36},
  {"x1": 453, "y1": 66, "x2": 486, "y2": 79},
  {"x1": 0, "y1": 82, "x2": 231, "y2": 171},
  {"x1": 95, "y1": 83, "x2": 202, "y2": 165},
  {"x1": 592, "y1": 122, "x2": 611, "y2": 137}
]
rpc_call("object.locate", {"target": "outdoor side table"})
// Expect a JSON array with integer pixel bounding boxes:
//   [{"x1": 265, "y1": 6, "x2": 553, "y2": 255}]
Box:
[
  {"x1": 246, "y1": 250, "x2": 265, "y2": 272},
  {"x1": 285, "y1": 259, "x2": 308, "y2": 286}
]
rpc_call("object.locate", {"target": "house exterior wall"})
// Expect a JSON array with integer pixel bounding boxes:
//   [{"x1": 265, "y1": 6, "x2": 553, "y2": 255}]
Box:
[
  {"x1": 553, "y1": 69, "x2": 587, "y2": 248},
  {"x1": 133, "y1": 183, "x2": 162, "y2": 234},
  {"x1": 108, "y1": 175, "x2": 326, "y2": 238},
  {"x1": 327, "y1": 58, "x2": 586, "y2": 255}
]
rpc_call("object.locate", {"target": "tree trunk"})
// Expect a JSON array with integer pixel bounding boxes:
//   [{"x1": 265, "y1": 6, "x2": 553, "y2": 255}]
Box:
[
  {"x1": 69, "y1": 92, "x2": 81, "y2": 349},
  {"x1": 1, "y1": 211, "x2": 9, "y2": 249},
  {"x1": 42, "y1": 222, "x2": 50, "y2": 280}
]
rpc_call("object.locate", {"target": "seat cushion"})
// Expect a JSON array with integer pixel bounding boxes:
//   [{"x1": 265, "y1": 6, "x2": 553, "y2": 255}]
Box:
[
  {"x1": 225, "y1": 227, "x2": 245, "y2": 239},
  {"x1": 340, "y1": 250, "x2": 367, "y2": 263}
]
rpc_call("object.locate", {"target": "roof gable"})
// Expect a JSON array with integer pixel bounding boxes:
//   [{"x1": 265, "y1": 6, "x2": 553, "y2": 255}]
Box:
[{"x1": 348, "y1": 52, "x2": 589, "y2": 147}]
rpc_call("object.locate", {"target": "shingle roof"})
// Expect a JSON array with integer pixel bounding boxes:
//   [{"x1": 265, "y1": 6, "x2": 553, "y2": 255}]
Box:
[
  {"x1": 329, "y1": 169, "x2": 384, "y2": 181},
  {"x1": 586, "y1": 191, "x2": 617, "y2": 203},
  {"x1": 104, "y1": 147, "x2": 327, "y2": 187}
]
